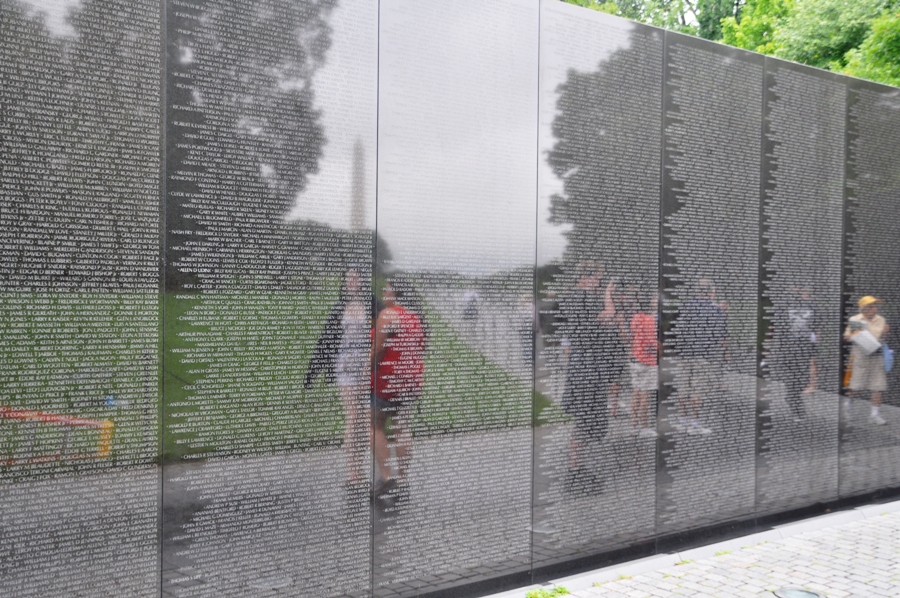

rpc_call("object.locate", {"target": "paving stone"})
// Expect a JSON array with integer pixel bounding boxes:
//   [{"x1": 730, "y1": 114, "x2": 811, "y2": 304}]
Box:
[{"x1": 566, "y1": 507, "x2": 900, "y2": 598}]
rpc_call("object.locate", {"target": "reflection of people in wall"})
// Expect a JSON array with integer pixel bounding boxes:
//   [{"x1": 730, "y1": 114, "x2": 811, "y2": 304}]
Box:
[
  {"x1": 630, "y1": 291, "x2": 659, "y2": 437},
  {"x1": 372, "y1": 275, "x2": 427, "y2": 501},
  {"x1": 676, "y1": 278, "x2": 728, "y2": 435},
  {"x1": 462, "y1": 289, "x2": 479, "y2": 322},
  {"x1": 560, "y1": 262, "x2": 616, "y2": 489},
  {"x1": 778, "y1": 286, "x2": 819, "y2": 422},
  {"x1": 304, "y1": 268, "x2": 372, "y2": 487},
  {"x1": 844, "y1": 295, "x2": 889, "y2": 425},
  {"x1": 798, "y1": 288, "x2": 821, "y2": 394},
  {"x1": 516, "y1": 294, "x2": 535, "y2": 363},
  {"x1": 538, "y1": 290, "x2": 561, "y2": 342},
  {"x1": 607, "y1": 280, "x2": 630, "y2": 417}
]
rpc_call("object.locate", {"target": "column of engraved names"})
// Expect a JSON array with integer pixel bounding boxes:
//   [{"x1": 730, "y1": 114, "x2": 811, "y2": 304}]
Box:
[
  {"x1": 374, "y1": 0, "x2": 536, "y2": 595},
  {"x1": 0, "y1": 1, "x2": 162, "y2": 596},
  {"x1": 840, "y1": 82, "x2": 900, "y2": 497},
  {"x1": 163, "y1": 0, "x2": 373, "y2": 596},
  {"x1": 659, "y1": 35, "x2": 762, "y2": 533},
  {"x1": 757, "y1": 62, "x2": 843, "y2": 513},
  {"x1": 534, "y1": 4, "x2": 661, "y2": 566}
]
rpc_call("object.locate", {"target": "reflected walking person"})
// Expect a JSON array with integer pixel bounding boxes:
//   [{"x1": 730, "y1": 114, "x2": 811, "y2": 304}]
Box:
[
  {"x1": 777, "y1": 287, "x2": 819, "y2": 422},
  {"x1": 304, "y1": 268, "x2": 372, "y2": 488},
  {"x1": 560, "y1": 262, "x2": 615, "y2": 491},
  {"x1": 372, "y1": 275, "x2": 427, "y2": 502},
  {"x1": 675, "y1": 279, "x2": 727, "y2": 435},
  {"x1": 629, "y1": 291, "x2": 659, "y2": 437},
  {"x1": 516, "y1": 294, "x2": 536, "y2": 363}
]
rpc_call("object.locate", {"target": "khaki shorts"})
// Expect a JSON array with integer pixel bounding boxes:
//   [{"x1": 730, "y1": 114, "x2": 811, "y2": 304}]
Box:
[
  {"x1": 849, "y1": 349, "x2": 887, "y2": 392},
  {"x1": 629, "y1": 362, "x2": 658, "y2": 392}
]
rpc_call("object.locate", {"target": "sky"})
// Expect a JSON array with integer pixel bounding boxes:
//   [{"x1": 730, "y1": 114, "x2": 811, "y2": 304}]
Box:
[{"x1": 373, "y1": 0, "x2": 539, "y2": 275}]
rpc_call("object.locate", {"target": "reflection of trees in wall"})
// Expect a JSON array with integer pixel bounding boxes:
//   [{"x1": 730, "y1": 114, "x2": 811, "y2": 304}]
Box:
[
  {"x1": 546, "y1": 29, "x2": 661, "y2": 288},
  {"x1": 1, "y1": 0, "x2": 160, "y2": 291},
  {"x1": 165, "y1": 0, "x2": 371, "y2": 291}
]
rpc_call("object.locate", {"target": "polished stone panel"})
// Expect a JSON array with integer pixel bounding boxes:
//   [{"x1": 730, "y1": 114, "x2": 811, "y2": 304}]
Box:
[
  {"x1": 658, "y1": 32, "x2": 763, "y2": 536},
  {"x1": 1, "y1": 0, "x2": 162, "y2": 595},
  {"x1": 162, "y1": 0, "x2": 377, "y2": 595},
  {"x1": 3, "y1": 0, "x2": 900, "y2": 596},
  {"x1": 375, "y1": 0, "x2": 538, "y2": 595},
  {"x1": 840, "y1": 79, "x2": 900, "y2": 498},
  {"x1": 756, "y1": 58, "x2": 844, "y2": 515},
  {"x1": 534, "y1": 0, "x2": 662, "y2": 569}
]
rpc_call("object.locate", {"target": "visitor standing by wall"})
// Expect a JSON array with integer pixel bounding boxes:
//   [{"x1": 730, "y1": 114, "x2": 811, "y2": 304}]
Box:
[
  {"x1": 305, "y1": 267, "x2": 372, "y2": 488},
  {"x1": 371, "y1": 275, "x2": 427, "y2": 502},
  {"x1": 844, "y1": 295, "x2": 890, "y2": 425}
]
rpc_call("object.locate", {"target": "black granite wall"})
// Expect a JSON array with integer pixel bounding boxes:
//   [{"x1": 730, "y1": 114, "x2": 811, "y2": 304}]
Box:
[{"x1": 2, "y1": 0, "x2": 899, "y2": 596}]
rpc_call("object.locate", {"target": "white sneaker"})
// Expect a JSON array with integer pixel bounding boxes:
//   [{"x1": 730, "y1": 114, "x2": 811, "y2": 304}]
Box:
[
  {"x1": 870, "y1": 414, "x2": 887, "y2": 426},
  {"x1": 639, "y1": 427, "x2": 658, "y2": 438}
]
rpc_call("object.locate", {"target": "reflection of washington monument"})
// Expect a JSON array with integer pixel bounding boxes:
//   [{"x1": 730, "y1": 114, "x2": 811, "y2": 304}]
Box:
[{"x1": 351, "y1": 139, "x2": 366, "y2": 231}]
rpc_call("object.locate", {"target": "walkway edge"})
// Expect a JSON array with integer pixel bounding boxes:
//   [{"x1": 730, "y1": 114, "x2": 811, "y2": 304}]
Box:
[{"x1": 487, "y1": 498, "x2": 900, "y2": 598}]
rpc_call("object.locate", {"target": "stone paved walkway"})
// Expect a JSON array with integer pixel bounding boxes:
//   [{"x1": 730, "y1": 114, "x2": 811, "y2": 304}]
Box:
[{"x1": 500, "y1": 499, "x2": 900, "y2": 598}]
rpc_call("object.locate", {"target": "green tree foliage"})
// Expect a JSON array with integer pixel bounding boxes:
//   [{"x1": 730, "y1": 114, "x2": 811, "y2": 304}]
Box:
[
  {"x1": 842, "y1": 12, "x2": 900, "y2": 86},
  {"x1": 775, "y1": 0, "x2": 892, "y2": 69},
  {"x1": 696, "y1": 0, "x2": 742, "y2": 39},
  {"x1": 564, "y1": 0, "x2": 699, "y2": 33},
  {"x1": 547, "y1": 32, "x2": 662, "y2": 284},
  {"x1": 721, "y1": 0, "x2": 792, "y2": 53},
  {"x1": 566, "y1": 0, "x2": 620, "y2": 14},
  {"x1": 165, "y1": 0, "x2": 339, "y2": 290},
  {"x1": 561, "y1": 0, "x2": 900, "y2": 87}
]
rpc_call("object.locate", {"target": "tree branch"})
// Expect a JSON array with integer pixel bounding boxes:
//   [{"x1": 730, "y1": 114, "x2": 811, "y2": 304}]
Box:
[{"x1": 682, "y1": 0, "x2": 701, "y2": 21}]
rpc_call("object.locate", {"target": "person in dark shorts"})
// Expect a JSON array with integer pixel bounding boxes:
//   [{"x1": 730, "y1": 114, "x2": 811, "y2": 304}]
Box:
[
  {"x1": 629, "y1": 291, "x2": 659, "y2": 437},
  {"x1": 777, "y1": 287, "x2": 818, "y2": 421},
  {"x1": 560, "y1": 262, "x2": 617, "y2": 490},
  {"x1": 676, "y1": 278, "x2": 727, "y2": 435},
  {"x1": 607, "y1": 279, "x2": 631, "y2": 417},
  {"x1": 371, "y1": 276, "x2": 427, "y2": 500}
]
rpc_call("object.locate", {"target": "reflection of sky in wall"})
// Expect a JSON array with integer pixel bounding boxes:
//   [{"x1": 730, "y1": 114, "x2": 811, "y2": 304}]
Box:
[
  {"x1": 19, "y1": 0, "x2": 80, "y2": 37},
  {"x1": 303, "y1": 0, "x2": 635, "y2": 271},
  {"x1": 376, "y1": 0, "x2": 538, "y2": 276},
  {"x1": 538, "y1": 1, "x2": 633, "y2": 265},
  {"x1": 289, "y1": 0, "x2": 378, "y2": 230}
]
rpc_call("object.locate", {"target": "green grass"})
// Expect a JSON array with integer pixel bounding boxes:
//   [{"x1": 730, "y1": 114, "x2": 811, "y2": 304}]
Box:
[
  {"x1": 163, "y1": 289, "x2": 538, "y2": 461},
  {"x1": 2, "y1": 286, "x2": 562, "y2": 468},
  {"x1": 162, "y1": 288, "x2": 342, "y2": 461},
  {"x1": 526, "y1": 586, "x2": 570, "y2": 598},
  {"x1": 534, "y1": 389, "x2": 568, "y2": 426},
  {"x1": 0, "y1": 291, "x2": 159, "y2": 476}
]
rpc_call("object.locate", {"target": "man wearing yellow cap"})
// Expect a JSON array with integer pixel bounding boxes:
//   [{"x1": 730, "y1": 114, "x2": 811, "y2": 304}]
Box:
[{"x1": 843, "y1": 296, "x2": 889, "y2": 425}]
